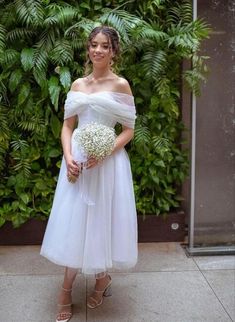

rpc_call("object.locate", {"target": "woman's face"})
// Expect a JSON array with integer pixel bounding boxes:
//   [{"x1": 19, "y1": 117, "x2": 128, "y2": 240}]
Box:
[{"x1": 88, "y1": 32, "x2": 113, "y2": 67}]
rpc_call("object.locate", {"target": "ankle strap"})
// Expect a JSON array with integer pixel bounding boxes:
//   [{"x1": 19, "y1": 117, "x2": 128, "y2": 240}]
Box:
[
  {"x1": 61, "y1": 286, "x2": 72, "y2": 292},
  {"x1": 95, "y1": 272, "x2": 108, "y2": 280}
]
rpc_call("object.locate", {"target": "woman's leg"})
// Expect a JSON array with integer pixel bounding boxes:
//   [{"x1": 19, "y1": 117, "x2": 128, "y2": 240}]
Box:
[
  {"x1": 87, "y1": 272, "x2": 112, "y2": 309},
  {"x1": 95, "y1": 272, "x2": 111, "y2": 290},
  {"x1": 56, "y1": 267, "x2": 77, "y2": 320}
]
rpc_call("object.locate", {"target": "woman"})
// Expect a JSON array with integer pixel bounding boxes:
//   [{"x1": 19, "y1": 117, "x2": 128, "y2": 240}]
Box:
[{"x1": 40, "y1": 26, "x2": 138, "y2": 322}]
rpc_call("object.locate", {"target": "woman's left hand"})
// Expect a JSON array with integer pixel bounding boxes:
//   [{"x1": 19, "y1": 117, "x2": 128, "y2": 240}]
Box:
[{"x1": 85, "y1": 156, "x2": 100, "y2": 169}]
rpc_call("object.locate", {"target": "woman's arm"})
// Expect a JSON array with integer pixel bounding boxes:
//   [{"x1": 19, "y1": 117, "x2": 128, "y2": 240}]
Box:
[
  {"x1": 112, "y1": 78, "x2": 134, "y2": 152},
  {"x1": 62, "y1": 81, "x2": 83, "y2": 178},
  {"x1": 112, "y1": 126, "x2": 134, "y2": 154},
  {"x1": 61, "y1": 115, "x2": 80, "y2": 178}
]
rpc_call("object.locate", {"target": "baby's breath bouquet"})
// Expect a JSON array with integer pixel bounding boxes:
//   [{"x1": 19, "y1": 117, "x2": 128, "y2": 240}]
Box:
[{"x1": 74, "y1": 122, "x2": 116, "y2": 162}]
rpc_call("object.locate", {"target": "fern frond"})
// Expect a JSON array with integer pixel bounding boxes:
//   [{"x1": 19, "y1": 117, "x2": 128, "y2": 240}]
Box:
[
  {"x1": 0, "y1": 78, "x2": 7, "y2": 100},
  {"x1": 167, "y1": 22, "x2": 200, "y2": 52},
  {"x1": 18, "y1": 116, "x2": 46, "y2": 135},
  {"x1": 2, "y1": 49, "x2": 20, "y2": 68},
  {"x1": 0, "y1": 105, "x2": 10, "y2": 142},
  {"x1": 141, "y1": 49, "x2": 167, "y2": 80},
  {"x1": 0, "y1": 2, "x2": 15, "y2": 27},
  {"x1": 44, "y1": 5, "x2": 79, "y2": 27},
  {"x1": 35, "y1": 29, "x2": 56, "y2": 52},
  {"x1": 6, "y1": 28, "x2": 35, "y2": 42},
  {"x1": 14, "y1": 0, "x2": 45, "y2": 26},
  {"x1": 133, "y1": 122, "x2": 151, "y2": 147},
  {"x1": 152, "y1": 136, "x2": 170, "y2": 151},
  {"x1": 183, "y1": 54, "x2": 209, "y2": 95},
  {"x1": 12, "y1": 157, "x2": 31, "y2": 177},
  {"x1": 0, "y1": 24, "x2": 6, "y2": 50},
  {"x1": 131, "y1": 22, "x2": 167, "y2": 43},
  {"x1": 166, "y1": 1, "x2": 192, "y2": 26},
  {"x1": 11, "y1": 139, "x2": 29, "y2": 151},
  {"x1": 33, "y1": 49, "x2": 48, "y2": 72},
  {"x1": 183, "y1": 69, "x2": 206, "y2": 96},
  {"x1": 49, "y1": 39, "x2": 74, "y2": 65},
  {"x1": 155, "y1": 77, "x2": 171, "y2": 98},
  {"x1": 65, "y1": 18, "x2": 95, "y2": 38},
  {"x1": 0, "y1": 141, "x2": 7, "y2": 172},
  {"x1": 99, "y1": 10, "x2": 142, "y2": 43}
]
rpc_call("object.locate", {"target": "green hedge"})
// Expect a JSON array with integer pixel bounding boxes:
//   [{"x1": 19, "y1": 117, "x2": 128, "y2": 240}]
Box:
[{"x1": 0, "y1": 0, "x2": 209, "y2": 227}]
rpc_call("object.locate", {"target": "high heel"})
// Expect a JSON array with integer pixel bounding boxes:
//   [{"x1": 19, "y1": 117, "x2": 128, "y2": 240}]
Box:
[
  {"x1": 56, "y1": 287, "x2": 73, "y2": 322},
  {"x1": 87, "y1": 275, "x2": 112, "y2": 309}
]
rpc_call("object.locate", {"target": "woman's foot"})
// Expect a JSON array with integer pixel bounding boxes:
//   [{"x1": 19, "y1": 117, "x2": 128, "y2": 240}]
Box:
[
  {"x1": 87, "y1": 274, "x2": 112, "y2": 309},
  {"x1": 56, "y1": 287, "x2": 73, "y2": 322}
]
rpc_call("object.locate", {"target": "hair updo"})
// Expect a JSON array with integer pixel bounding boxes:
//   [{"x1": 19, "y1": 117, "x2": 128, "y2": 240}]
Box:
[{"x1": 85, "y1": 26, "x2": 120, "y2": 74}]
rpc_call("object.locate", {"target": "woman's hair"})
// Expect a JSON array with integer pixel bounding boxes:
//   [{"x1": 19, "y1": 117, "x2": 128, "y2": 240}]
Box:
[{"x1": 84, "y1": 26, "x2": 120, "y2": 75}]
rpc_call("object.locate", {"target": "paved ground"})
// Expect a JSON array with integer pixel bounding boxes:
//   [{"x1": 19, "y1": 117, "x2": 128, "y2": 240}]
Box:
[{"x1": 0, "y1": 242, "x2": 234, "y2": 322}]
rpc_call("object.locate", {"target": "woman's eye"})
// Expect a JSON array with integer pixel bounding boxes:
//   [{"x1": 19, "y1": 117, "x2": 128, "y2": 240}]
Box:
[{"x1": 91, "y1": 43, "x2": 97, "y2": 48}]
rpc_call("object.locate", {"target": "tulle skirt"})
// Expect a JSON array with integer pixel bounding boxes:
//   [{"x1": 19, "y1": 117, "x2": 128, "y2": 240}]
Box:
[{"x1": 40, "y1": 134, "x2": 138, "y2": 274}]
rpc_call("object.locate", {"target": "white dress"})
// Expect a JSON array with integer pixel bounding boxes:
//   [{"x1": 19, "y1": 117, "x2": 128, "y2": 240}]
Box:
[{"x1": 40, "y1": 91, "x2": 138, "y2": 274}]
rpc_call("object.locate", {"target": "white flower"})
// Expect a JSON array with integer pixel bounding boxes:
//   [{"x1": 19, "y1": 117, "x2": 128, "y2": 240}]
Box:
[{"x1": 74, "y1": 122, "x2": 116, "y2": 161}]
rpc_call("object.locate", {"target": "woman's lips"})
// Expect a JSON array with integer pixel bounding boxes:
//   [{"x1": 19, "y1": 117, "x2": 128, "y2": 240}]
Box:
[{"x1": 93, "y1": 55, "x2": 103, "y2": 59}]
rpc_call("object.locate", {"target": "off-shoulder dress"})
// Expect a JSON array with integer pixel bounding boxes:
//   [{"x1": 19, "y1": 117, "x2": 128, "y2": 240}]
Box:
[{"x1": 40, "y1": 91, "x2": 138, "y2": 274}]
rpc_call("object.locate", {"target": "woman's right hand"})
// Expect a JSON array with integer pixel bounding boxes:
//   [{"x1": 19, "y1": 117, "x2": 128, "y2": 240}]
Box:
[{"x1": 65, "y1": 155, "x2": 81, "y2": 180}]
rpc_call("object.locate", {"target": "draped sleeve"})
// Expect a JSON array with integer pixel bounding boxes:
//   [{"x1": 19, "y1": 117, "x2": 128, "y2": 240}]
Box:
[
  {"x1": 111, "y1": 92, "x2": 136, "y2": 129},
  {"x1": 63, "y1": 91, "x2": 86, "y2": 120}
]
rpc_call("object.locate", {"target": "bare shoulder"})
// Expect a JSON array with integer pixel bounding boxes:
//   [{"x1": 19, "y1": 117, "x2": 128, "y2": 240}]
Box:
[
  {"x1": 114, "y1": 77, "x2": 133, "y2": 95},
  {"x1": 70, "y1": 77, "x2": 86, "y2": 91}
]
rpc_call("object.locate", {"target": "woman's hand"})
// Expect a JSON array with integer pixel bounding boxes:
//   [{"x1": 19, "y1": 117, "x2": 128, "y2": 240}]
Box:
[
  {"x1": 85, "y1": 156, "x2": 100, "y2": 169},
  {"x1": 65, "y1": 155, "x2": 81, "y2": 180}
]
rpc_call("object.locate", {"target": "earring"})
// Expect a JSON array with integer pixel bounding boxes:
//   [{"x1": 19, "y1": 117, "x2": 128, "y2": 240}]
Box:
[{"x1": 110, "y1": 59, "x2": 114, "y2": 66}]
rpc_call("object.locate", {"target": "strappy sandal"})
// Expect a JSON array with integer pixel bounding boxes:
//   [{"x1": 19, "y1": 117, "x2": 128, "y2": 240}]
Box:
[
  {"x1": 56, "y1": 287, "x2": 73, "y2": 322},
  {"x1": 87, "y1": 274, "x2": 112, "y2": 309}
]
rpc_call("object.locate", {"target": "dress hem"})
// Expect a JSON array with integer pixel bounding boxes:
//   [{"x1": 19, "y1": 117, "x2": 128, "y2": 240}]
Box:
[{"x1": 40, "y1": 251, "x2": 138, "y2": 275}]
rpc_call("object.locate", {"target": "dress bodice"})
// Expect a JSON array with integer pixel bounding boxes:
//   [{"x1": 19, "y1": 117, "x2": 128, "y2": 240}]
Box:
[{"x1": 64, "y1": 91, "x2": 136, "y2": 129}]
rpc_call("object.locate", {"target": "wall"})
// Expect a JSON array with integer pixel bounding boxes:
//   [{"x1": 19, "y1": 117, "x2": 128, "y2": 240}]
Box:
[{"x1": 182, "y1": 0, "x2": 235, "y2": 245}]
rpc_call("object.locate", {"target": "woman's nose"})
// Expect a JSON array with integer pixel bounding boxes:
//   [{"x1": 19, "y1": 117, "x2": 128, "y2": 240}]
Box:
[{"x1": 95, "y1": 45, "x2": 102, "y2": 53}]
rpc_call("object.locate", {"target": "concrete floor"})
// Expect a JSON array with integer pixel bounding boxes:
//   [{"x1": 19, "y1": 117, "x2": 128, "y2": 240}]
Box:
[{"x1": 0, "y1": 243, "x2": 234, "y2": 322}]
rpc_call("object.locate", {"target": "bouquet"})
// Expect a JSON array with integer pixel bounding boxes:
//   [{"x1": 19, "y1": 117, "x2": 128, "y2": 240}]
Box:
[
  {"x1": 68, "y1": 122, "x2": 115, "y2": 183},
  {"x1": 74, "y1": 122, "x2": 116, "y2": 161}
]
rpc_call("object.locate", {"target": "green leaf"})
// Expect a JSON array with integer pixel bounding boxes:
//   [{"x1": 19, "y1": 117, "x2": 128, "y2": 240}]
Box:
[
  {"x1": 154, "y1": 160, "x2": 165, "y2": 167},
  {"x1": 19, "y1": 193, "x2": 29, "y2": 204},
  {"x1": 21, "y1": 48, "x2": 34, "y2": 71},
  {"x1": 9, "y1": 69, "x2": 23, "y2": 93},
  {"x1": 50, "y1": 114, "x2": 61, "y2": 138},
  {"x1": 18, "y1": 82, "x2": 31, "y2": 105},
  {"x1": 59, "y1": 67, "x2": 71, "y2": 91},
  {"x1": 80, "y1": 2, "x2": 90, "y2": 9},
  {"x1": 48, "y1": 148, "x2": 61, "y2": 158},
  {"x1": 48, "y1": 76, "x2": 61, "y2": 111},
  {"x1": 33, "y1": 67, "x2": 47, "y2": 89},
  {"x1": 0, "y1": 217, "x2": 6, "y2": 227}
]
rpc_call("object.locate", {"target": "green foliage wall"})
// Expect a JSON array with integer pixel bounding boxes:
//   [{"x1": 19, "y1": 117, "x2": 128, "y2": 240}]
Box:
[{"x1": 0, "y1": 0, "x2": 209, "y2": 227}]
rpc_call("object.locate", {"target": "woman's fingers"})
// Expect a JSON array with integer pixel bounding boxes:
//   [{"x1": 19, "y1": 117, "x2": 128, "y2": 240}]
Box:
[
  {"x1": 85, "y1": 157, "x2": 99, "y2": 169},
  {"x1": 67, "y1": 160, "x2": 81, "y2": 176}
]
